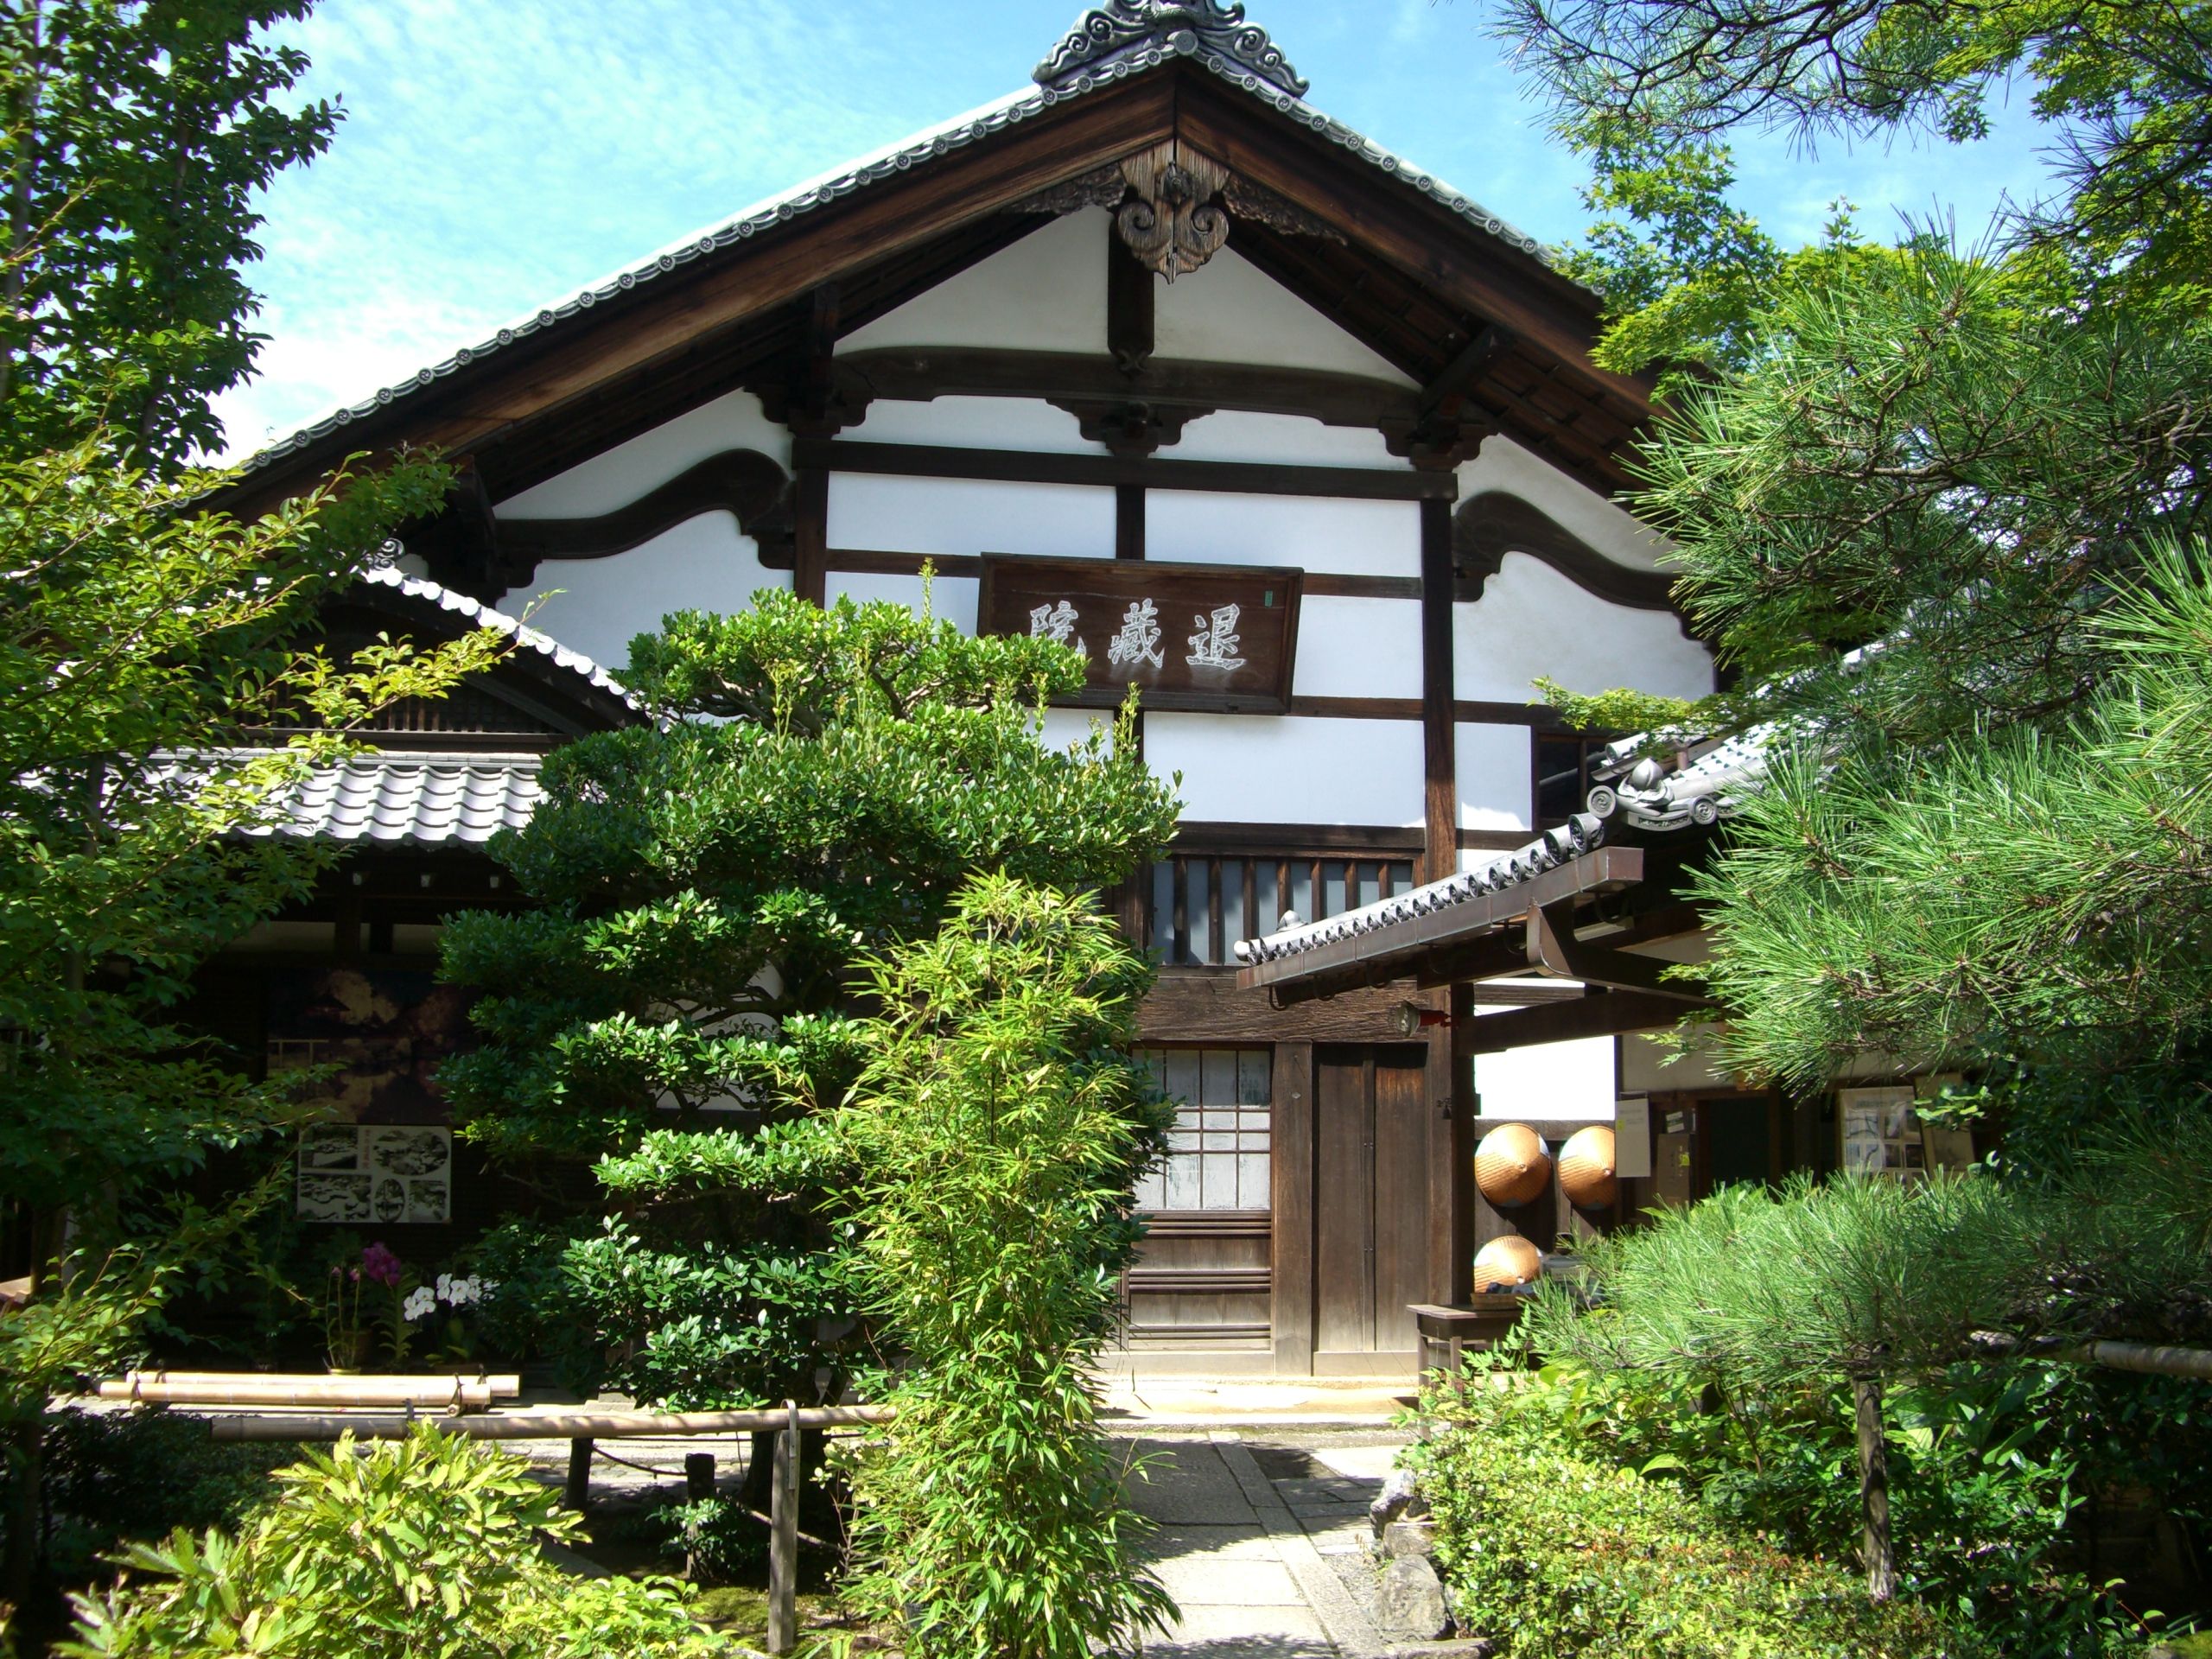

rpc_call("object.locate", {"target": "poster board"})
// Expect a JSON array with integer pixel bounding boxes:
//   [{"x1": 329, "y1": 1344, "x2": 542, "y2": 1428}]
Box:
[
  {"x1": 1838, "y1": 1084, "x2": 1923, "y2": 1182},
  {"x1": 1614, "y1": 1095, "x2": 1653, "y2": 1179}
]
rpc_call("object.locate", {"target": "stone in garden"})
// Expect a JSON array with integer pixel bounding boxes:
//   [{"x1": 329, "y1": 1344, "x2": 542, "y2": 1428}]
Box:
[
  {"x1": 1369, "y1": 1466, "x2": 1428, "y2": 1531},
  {"x1": 1383, "y1": 1518, "x2": 1438, "y2": 1558},
  {"x1": 1377, "y1": 1554, "x2": 1452, "y2": 1640}
]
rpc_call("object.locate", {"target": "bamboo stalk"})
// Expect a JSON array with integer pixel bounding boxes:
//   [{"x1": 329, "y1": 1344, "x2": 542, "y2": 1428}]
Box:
[
  {"x1": 104, "y1": 1380, "x2": 522, "y2": 1397},
  {"x1": 208, "y1": 1405, "x2": 894, "y2": 1442}
]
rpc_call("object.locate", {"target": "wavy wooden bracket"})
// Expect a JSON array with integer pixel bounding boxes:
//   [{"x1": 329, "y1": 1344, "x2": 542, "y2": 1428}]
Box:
[
  {"x1": 495, "y1": 448, "x2": 797, "y2": 573},
  {"x1": 1528, "y1": 898, "x2": 1707, "y2": 1001},
  {"x1": 1453, "y1": 489, "x2": 1684, "y2": 618}
]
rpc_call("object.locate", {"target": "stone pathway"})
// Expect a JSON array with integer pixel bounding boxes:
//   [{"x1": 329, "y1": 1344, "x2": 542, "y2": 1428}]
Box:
[{"x1": 1119, "y1": 1433, "x2": 1412, "y2": 1658}]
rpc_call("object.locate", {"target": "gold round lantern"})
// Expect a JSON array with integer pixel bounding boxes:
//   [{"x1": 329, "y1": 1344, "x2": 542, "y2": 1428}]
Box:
[
  {"x1": 1558, "y1": 1125, "x2": 1619, "y2": 1210},
  {"x1": 1472, "y1": 1234, "x2": 1545, "y2": 1292},
  {"x1": 1474, "y1": 1122, "x2": 1553, "y2": 1208}
]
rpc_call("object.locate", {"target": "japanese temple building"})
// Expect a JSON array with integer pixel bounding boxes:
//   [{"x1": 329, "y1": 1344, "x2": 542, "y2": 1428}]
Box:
[{"x1": 209, "y1": 2, "x2": 1813, "y2": 1376}]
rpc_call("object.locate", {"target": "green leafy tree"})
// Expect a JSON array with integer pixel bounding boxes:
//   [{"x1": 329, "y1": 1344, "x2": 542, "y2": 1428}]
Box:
[
  {"x1": 0, "y1": 1, "x2": 339, "y2": 469},
  {"x1": 437, "y1": 592, "x2": 1179, "y2": 1418},
  {"x1": 836, "y1": 876, "x2": 1176, "y2": 1659},
  {"x1": 0, "y1": 2, "x2": 504, "y2": 1631},
  {"x1": 1484, "y1": 0, "x2": 2212, "y2": 1085}
]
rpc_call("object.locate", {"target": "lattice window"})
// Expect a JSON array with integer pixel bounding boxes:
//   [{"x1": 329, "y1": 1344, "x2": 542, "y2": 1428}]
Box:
[
  {"x1": 1134, "y1": 1047, "x2": 1271, "y2": 1211},
  {"x1": 1143, "y1": 855, "x2": 1417, "y2": 966}
]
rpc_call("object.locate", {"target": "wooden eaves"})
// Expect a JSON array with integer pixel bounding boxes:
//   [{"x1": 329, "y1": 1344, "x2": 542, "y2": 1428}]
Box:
[{"x1": 1234, "y1": 844, "x2": 1713, "y2": 1054}]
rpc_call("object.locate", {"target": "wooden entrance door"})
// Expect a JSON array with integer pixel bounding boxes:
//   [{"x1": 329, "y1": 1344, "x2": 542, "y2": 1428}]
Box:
[{"x1": 1312, "y1": 1045, "x2": 1429, "y2": 1365}]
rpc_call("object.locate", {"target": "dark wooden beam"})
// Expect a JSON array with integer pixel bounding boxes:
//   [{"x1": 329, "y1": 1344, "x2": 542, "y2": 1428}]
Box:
[
  {"x1": 1455, "y1": 490, "x2": 1682, "y2": 616},
  {"x1": 795, "y1": 437, "x2": 1456, "y2": 502},
  {"x1": 1107, "y1": 232, "x2": 1154, "y2": 377},
  {"x1": 1461, "y1": 988, "x2": 1702, "y2": 1054},
  {"x1": 793, "y1": 467, "x2": 829, "y2": 606},
  {"x1": 833, "y1": 346, "x2": 1413, "y2": 431},
  {"x1": 1271, "y1": 1039, "x2": 1316, "y2": 1370},
  {"x1": 494, "y1": 449, "x2": 793, "y2": 569},
  {"x1": 1528, "y1": 899, "x2": 1707, "y2": 999}
]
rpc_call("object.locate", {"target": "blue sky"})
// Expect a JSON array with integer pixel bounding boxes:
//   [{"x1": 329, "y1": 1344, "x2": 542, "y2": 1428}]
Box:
[{"x1": 213, "y1": 0, "x2": 2065, "y2": 461}]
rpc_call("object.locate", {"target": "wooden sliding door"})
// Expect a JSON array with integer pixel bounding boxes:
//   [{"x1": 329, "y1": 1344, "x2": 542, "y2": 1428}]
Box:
[{"x1": 1308, "y1": 1044, "x2": 1429, "y2": 1369}]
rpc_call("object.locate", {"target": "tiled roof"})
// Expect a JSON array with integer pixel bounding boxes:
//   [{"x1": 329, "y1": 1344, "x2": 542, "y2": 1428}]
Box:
[
  {"x1": 358, "y1": 564, "x2": 643, "y2": 715},
  {"x1": 1234, "y1": 717, "x2": 1777, "y2": 968},
  {"x1": 237, "y1": 27, "x2": 1552, "y2": 476},
  {"x1": 1586, "y1": 725, "x2": 1774, "y2": 831},
  {"x1": 250, "y1": 750, "x2": 543, "y2": 848},
  {"x1": 1234, "y1": 813, "x2": 1611, "y2": 966}
]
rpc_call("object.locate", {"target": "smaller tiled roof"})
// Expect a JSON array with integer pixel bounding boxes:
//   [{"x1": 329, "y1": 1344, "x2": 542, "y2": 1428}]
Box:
[
  {"x1": 247, "y1": 750, "x2": 543, "y2": 848},
  {"x1": 357, "y1": 564, "x2": 644, "y2": 715},
  {"x1": 1586, "y1": 725, "x2": 1774, "y2": 831},
  {"x1": 1234, "y1": 813, "x2": 1611, "y2": 966}
]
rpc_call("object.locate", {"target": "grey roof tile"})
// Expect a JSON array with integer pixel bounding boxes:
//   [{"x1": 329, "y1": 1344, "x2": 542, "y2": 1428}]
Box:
[
  {"x1": 357, "y1": 565, "x2": 641, "y2": 713},
  {"x1": 217, "y1": 750, "x2": 547, "y2": 849}
]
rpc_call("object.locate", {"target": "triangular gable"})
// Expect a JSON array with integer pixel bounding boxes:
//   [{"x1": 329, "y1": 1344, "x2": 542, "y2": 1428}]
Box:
[{"x1": 223, "y1": 12, "x2": 1649, "y2": 524}]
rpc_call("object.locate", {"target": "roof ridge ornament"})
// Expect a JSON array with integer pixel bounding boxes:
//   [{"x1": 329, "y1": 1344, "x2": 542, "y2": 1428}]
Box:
[{"x1": 1035, "y1": 3, "x2": 1310, "y2": 98}]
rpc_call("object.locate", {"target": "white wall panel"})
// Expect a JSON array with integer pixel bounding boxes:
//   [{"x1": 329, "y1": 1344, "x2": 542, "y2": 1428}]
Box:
[
  {"x1": 840, "y1": 210, "x2": 1109, "y2": 355},
  {"x1": 1039, "y1": 707, "x2": 1116, "y2": 753},
  {"x1": 824, "y1": 570, "x2": 979, "y2": 635},
  {"x1": 1155, "y1": 245, "x2": 1415, "y2": 384},
  {"x1": 1474, "y1": 1033, "x2": 1616, "y2": 1119},
  {"x1": 1456, "y1": 723, "x2": 1533, "y2": 833},
  {"x1": 496, "y1": 389, "x2": 791, "y2": 517},
  {"x1": 1459, "y1": 435, "x2": 1671, "y2": 572},
  {"x1": 1454, "y1": 553, "x2": 1713, "y2": 703},
  {"x1": 826, "y1": 474, "x2": 1116, "y2": 559},
  {"x1": 1290, "y1": 598, "x2": 1421, "y2": 698},
  {"x1": 1173, "y1": 410, "x2": 1401, "y2": 467},
  {"x1": 849, "y1": 396, "x2": 1104, "y2": 455},
  {"x1": 1147, "y1": 714, "x2": 1423, "y2": 826},
  {"x1": 1146, "y1": 493, "x2": 1420, "y2": 577},
  {"x1": 522, "y1": 518, "x2": 788, "y2": 671}
]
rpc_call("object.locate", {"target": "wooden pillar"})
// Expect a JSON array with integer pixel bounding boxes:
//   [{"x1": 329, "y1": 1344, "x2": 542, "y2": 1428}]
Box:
[
  {"x1": 1115, "y1": 483, "x2": 1145, "y2": 561},
  {"x1": 793, "y1": 466, "x2": 828, "y2": 606},
  {"x1": 1419, "y1": 495, "x2": 1470, "y2": 1306},
  {"x1": 1270, "y1": 1041, "x2": 1315, "y2": 1375}
]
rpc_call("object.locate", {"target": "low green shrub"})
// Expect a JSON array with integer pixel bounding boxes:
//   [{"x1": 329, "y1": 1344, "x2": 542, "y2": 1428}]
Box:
[
  {"x1": 57, "y1": 1424, "x2": 728, "y2": 1659},
  {"x1": 2, "y1": 1409, "x2": 290, "y2": 1592},
  {"x1": 1415, "y1": 1408, "x2": 1998, "y2": 1659},
  {"x1": 663, "y1": 1495, "x2": 769, "y2": 1584}
]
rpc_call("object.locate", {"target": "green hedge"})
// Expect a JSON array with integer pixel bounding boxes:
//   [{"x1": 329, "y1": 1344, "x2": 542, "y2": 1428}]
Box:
[{"x1": 1420, "y1": 1427, "x2": 1998, "y2": 1659}]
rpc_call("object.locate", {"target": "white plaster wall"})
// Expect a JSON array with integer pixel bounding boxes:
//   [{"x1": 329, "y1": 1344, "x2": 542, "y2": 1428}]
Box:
[
  {"x1": 495, "y1": 389, "x2": 791, "y2": 517},
  {"x1": 826, "y1": 474, "x2": 1117, "y2": 559},
  {"x1": 849, "y1": 395, "x2": 1105, "y2": 455},
  {"x1": 1459, "y1": 436, "x2": 1672, "y2": 573},
  {"x1": 1456, "y1": 722, "x2": 1533, "y2": 834},
  {"x1": 1039, "y1": 707, "x2": 1117, "y2": 753},
  {"x1": 1455, "y1": 553, "x2": 1713, "y2": 703},
  {"x1": 840, "y1": 210, "x2": 1109, "y2": 355},
  {"x1": 1621, "y1": 1029, "x2": 1740, "y2": 1092},
  {"x1": 1173, "y1": 409, "x2": 1402, "y2": 467},
  {"x1": 1147, "y1": 493, "x2": 1420, "y2": 578},
  {"x1": 1147, "y1": 714, "x2": 1422, "y2": 825},
  {"x1": 1474, "y1": 1033, "x2": 1617, "y2": 1119},
  {"x1": 1290, "y1": 598, "x2": 1420, "y2": 698},
  {"x1": 519, "y1": 517, "x2": 788, "y2": 671},
  {"x1": 1154, "y1": 245, "x2": 1415, "y2": 385},
  {"x1": 825, "y1": 570, "x2": 979, "y2": 635}
]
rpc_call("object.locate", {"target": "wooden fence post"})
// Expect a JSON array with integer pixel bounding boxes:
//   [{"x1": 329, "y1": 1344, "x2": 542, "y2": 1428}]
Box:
[
  {"x1": 563, "y1": 1438, "x2": 593, "y2": 1514},
  {"x1": 767, "y1": 1400, "x2": 799, "y2": 1654}
]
